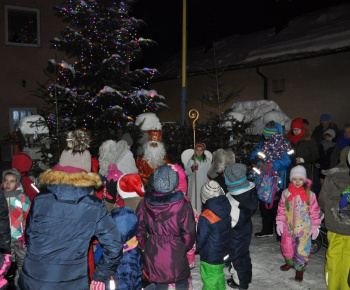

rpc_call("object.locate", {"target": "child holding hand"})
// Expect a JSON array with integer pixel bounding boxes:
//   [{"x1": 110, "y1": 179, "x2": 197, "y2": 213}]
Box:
[{"x1": 276, "y1": 165, "x2": 321, "y2": 282}]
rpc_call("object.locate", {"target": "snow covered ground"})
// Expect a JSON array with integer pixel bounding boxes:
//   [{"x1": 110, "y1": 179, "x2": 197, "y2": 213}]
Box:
[{"x1": 191, "y1": 209, "x2": 327, "y2": 290}]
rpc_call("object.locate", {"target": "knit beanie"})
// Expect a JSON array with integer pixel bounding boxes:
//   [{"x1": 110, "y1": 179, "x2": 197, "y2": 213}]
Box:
[
  {"x1": 106, "y1": 164, "x2": 123, "y2": 181},
  {"x1": 262, "y1": 121, "x2": 279, "y2": 138},
  {"x1": 224, "y1": 163, "x2": 250, "y2": 192},
  {"x1": 291, "y1": 118, "x2": 304, "y2": 130},
  {"x1": 117, "y1": 174, "x2": 145, "y2": 199},
  {"x1": 323, "y1": 128, "x2": 336, "y2": 139},
  {"x1": 153, "y1": 164, "x2": 179, "y2": 194},
  {"x1": 290, "y1": 165, "x2": 307, "y2": 181},
  {"x1": 195, "y1": 142, "x2": 206, "y2": 150},
  {"x1": 2, "y1": 168, "x2": 21, "y2": 188},
  {"x1": 201, "y1": 180, "x2": 224, "y2": 201}
]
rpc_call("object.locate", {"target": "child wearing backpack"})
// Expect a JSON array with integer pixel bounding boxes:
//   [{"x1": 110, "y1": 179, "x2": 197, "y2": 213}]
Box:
[{"x1": 276, "y1": 165, "x2": 321, "y2": 282}]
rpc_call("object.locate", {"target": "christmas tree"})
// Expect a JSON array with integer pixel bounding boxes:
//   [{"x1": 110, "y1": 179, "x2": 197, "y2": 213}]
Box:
[{"x1": 35, "y1": 0, "x2": 167, "y2": 165}]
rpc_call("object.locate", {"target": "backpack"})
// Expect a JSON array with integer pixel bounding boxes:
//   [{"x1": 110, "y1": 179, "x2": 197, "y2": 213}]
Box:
[{"x1": 254, "y1": 163, "x2": 279, "y2": 209}]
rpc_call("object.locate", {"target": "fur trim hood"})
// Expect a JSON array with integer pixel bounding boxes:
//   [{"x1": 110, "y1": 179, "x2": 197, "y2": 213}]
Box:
[
  {"x1": 208, "y1": 148, "x2": 235, "y2": 179},
  {"x1": 39, "y1": 169, "x2": 103, "y2": 188}
]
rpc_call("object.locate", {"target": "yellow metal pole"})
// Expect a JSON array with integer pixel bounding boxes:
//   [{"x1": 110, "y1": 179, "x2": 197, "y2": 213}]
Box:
[
  {"x1": 189, "y1": 109, "x2": 199, "y2": 210},
  {"x1": 181, "y1": 0, "x2": 187, "y2": 125}
]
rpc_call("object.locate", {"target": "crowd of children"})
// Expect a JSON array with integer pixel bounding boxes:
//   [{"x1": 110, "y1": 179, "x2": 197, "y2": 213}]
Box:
[{"x1": 0, "y1": 118, "x2": 349, "y2": 290}]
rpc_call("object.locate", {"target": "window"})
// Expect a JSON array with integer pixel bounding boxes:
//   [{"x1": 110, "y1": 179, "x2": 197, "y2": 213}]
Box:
[
  {"x1": 5, "y1": 6, "x2": 40, "y2": 47},
  {"x1": 9, "y1": 108, "x2": 37, "y2": 133}
]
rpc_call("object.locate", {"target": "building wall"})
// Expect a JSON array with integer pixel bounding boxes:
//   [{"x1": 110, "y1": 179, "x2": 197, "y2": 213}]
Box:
[
  {"x1": 153, "y1": 52, "x2": 350, "y2": 133},
  {"x1": 0, "y1": 0, "x2": 66, "y2": 161}
]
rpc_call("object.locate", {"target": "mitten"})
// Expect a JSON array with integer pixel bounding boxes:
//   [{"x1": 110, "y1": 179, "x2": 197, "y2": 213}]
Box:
[
  {"x1": 309, "y1": 226, "x2": 319, "y2": 240},
  {"x1": 91, "y1": 280, "x2": 105, "y2": 290},
  {"x1": 259, "y1": 161, "x2": 267, "y2": 172},
  {"x1": 276, "y1": 221, "x2": 284, "y2": 236},
  {"x1": 105, "y1": 180, "x2": 118, "y2": 203}
]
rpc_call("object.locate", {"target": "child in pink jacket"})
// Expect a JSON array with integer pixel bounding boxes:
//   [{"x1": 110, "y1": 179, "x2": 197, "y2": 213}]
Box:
[{"x1": 276, "y1": 165, "x2": 321, "y2": 282}]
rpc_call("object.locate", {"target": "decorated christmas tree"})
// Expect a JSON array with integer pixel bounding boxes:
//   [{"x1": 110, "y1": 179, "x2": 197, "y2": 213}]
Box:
[{"x1": 35, "y1": 0, "x2": 167, "y2": 165}]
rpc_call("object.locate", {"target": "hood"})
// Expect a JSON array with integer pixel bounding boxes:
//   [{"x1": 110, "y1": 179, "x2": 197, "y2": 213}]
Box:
[
  {"x1": 275, "y1": 122, "x2": 283, "y2": 134},
  {"x1": 208, "y1": 148, "x2": 236, "y2": 178},
  {"x1": 39, "y1": 169, "x2": 103, "y2": 188},
  {"x1": 47, "y1": 184, "x2": 92, "y2": 203},
  {"x1": 111, "y1": 207, "x2": 138, "y2": 242},
  {"x1": 202, "y1": 195, "x2": 231, "y2": 219},
  {"x1": 12, "y1": 153, "x2": 33, "y2": 175},
  {"x1": 144, "y1": 190, "x2": 185, "y2": 222}
]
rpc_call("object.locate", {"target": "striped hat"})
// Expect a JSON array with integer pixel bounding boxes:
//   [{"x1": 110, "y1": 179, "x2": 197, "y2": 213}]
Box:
[
  {"x1": 262, "y1": 121, "x2": 279, "y2": 138},
  {"x1": 201, "y1": 180, "x2": 225, "y2": 201}
]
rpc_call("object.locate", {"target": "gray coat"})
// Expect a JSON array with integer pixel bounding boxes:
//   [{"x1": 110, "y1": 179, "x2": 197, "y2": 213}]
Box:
[{"x1": 318, "y1": 164, "x2": 350, "y2": 236}]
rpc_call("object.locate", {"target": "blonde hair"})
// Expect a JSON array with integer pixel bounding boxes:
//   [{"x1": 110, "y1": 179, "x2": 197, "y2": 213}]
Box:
[{"x1": 302, "y1": 183, "x2": 311, "y2": 206}]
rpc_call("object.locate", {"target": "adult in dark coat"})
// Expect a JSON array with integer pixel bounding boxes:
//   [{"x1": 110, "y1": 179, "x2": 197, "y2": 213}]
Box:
[
  {"x1": 225, "y1": 164, "x2": 258, "y2": 290},
  {"x1": 18, "y1": 165, "x2": 123, "y2": 290},
  {"x1": 311, "y1": 113, "x2": 341, "y2": 147},
  {"x1": 287, "y1": 118, "x2": 319, "y2": 180},
  {"x1": 136, "y1": 165, "x2": 196, "y2": 288}
]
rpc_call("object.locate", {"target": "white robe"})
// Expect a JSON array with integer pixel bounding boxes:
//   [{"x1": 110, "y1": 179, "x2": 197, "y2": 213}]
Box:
[
  {"x1": 116, "y1": 150, "x2": 138, "y2": 174},
  {"x1": 185, "y1": 158, "x2": 211, "y2": 214}
]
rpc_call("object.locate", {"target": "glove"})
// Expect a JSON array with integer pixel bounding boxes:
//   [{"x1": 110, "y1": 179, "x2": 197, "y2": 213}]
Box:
[
  {"x1": 276, "y1": 221, "x2": 284, "y2": 236},
  {"x1": 90, "y1": 280, "x2": 105, "y2": 290},
  {"x1": 105, "y1": 180, "x2": 118, "y2": 203},
  {"x1": 309, "y1": 226, "x2": 319, "y2": 240}
]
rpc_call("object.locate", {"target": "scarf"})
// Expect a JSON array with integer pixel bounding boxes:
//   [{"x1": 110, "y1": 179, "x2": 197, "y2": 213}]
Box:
[
  {"x1": 195, "y1": 155, "x2": 204, "y2": 162},
  {"x1": 288, "y1": 128, "x2": 306, "y2": 145},
  {"x1": 287, "y1": 183, "x2": 308, "y2": 203},
  {"x1": 337, "y1": 135, "x2": 350, "y2": 150},
  {"x1": 321, "y1": 140, "x2": 336, "y2": 152}
]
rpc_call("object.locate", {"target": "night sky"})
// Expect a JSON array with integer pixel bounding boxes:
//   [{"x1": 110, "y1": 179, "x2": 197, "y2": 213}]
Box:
[{"x1": 132, "y1": 0, "x2": 350, "y2": 67}]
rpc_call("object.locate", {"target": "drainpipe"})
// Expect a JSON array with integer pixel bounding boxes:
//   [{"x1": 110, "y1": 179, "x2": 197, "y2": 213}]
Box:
[{"x1": 256, "y1": 66, "x2": 268, "y2": 100}]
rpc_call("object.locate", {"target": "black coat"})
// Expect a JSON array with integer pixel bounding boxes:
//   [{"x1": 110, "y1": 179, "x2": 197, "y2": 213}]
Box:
[{"x1": 0, "y1": 189, "x2": 10, "y2": 254}]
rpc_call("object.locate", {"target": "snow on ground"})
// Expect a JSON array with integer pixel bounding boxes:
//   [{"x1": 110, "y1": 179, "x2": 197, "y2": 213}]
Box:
[{"x1": 191, "y1": 210, "x2": 327, "y2": 290}]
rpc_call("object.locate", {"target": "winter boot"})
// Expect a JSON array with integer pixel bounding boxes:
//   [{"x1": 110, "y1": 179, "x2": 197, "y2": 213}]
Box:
[
  {"x1": 227, "y1": 277, "x2": 248, "y2": 289},
  {"x1": 295, "y1": 270, "x2": 304, "y2": 282},
  {"x1": 280, "y1": 264, "x2": 293, "y2": 271}
]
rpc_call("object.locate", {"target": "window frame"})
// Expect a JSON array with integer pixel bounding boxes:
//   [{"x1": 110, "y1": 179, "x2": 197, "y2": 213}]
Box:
[
  {"x1": 9, "y1": 107, "x2": 38, "y2": 133},
  {"x1": 5, "y1": 5, "x2": 41, "y2": 47}
]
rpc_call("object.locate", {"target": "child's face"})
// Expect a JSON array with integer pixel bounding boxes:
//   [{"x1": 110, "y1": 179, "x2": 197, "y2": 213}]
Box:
[
  {"x1": 195, "y1": 146, "x2": 204, "y2": 157},
  {"x1": 3, "y1": 174, "x2": 17, "y2": 192},
  {"x1": 291, "y1": 177, "x2": 304, "y2": 188},
  {"x1": 324, "y1": 135, "x2": 333, "y2": 142}
]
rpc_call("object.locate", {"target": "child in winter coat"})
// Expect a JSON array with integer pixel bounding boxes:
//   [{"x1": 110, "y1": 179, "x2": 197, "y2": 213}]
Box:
[
  {"x1": 196, "y1": 180, "x2": 231, "y2": 290},
  {"x1": 185, "y1": 142, "x2": 211, "y2": 213},
  {"x1": 94, "y1": 207, "x2": 142, "y2": 290},
  {"x1": 316, "y1": 129, "x2": 336, "y2": 184},
  {"x1": 136, "y1": 165, "x2": 196, "y2": 289},
  {"x1": 1, "y1": 169, "x2": 30, "y2": 286},
  {"x1": 0, "y1": 188, "x2": 11, "y2": 289},
  {"x1": 225, "y1": 163, "x2": 258, "y2": 290},
  {"x1": 276, "y1": 165, "x2": 321, "y2": 282}
]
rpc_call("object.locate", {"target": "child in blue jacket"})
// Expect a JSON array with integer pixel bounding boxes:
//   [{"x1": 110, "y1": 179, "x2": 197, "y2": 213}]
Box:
[{"x1": 196, "y1": 180, "x2": 231, "y2": 290}]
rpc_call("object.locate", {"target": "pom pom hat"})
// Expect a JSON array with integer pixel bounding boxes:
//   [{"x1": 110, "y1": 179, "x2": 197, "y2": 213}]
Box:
[
  {"x1": 201, "y1": 180, "x2": 224, "y2": 201},
  {"x1": 106, "y1": 164, "x2": 123, "y2": 181},
  {"x1": 153, "y1": 164, "x2": 179, "y2": 194},
  {"x1": 290, "y1": 165, "x2": 307, "y2": 182},
  {"x1": 117, "y1": 174, "x2": 144, "y2": 199}
]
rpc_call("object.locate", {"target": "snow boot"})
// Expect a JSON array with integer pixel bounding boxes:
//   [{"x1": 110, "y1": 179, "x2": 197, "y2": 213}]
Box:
[
  {"x1": 227, "y1": 277, "x2": 248, "y2": 289},
  {"x1": 280, "y1": 264, "x2": 293, "y2": 271},
  {"x1": 295, "y1": 270, "x2": 304, "y2": 282}
]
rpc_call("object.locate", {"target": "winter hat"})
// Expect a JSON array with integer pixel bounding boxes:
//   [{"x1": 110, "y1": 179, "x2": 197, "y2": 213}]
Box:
[
  {"x1": 323, "y1": 129, "x2": 336, "y2": 139},
  {"x1": 290, "y1": 165, "x2": 307, "y2": 181},
  {"x1": 121, "y1": 133, "x2": 133, "y2": 147},
  {"x1": 224, "y1": 163, "x2": 250, "y2": 192},
  {"x1": 2, "y1": 168, "x2": 21, "y2": 188},
  {"x1": 262, "y1": 121, "x2": 279, "y2": 138},
  {"x1": 195, "y1": 142, "x2": 206, "y2": 150},
  {"x1": 201, "y1": 180, "x2": 224, "y2": 201},
  {"x1": 52, "y1": 164, "x2": 87, "y2": 174},
  {"x1": 321, "y1": 114, "x2": 331, "y2": 121},
  {"x1": 59, "y1": 149, "x2": 91, "y2": 172},
  {"x1": 117, "y1": 174, "x2": 145, "y2": 199},
  {"x1": 291, "y1": 118, "x2": 304, "y2": 130},
  {"x1": 169, "y1": 164, "x2": 187, "y2": 194},
  {"x1": 106, "y1": 164, "x2": 123, "y2": 181},
  {"x1": 66, "y1": 129, "x2": 91, "y2": 152},
  {"x1": 153, "y1": 164, "x2": 179, "y2": 194}
]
